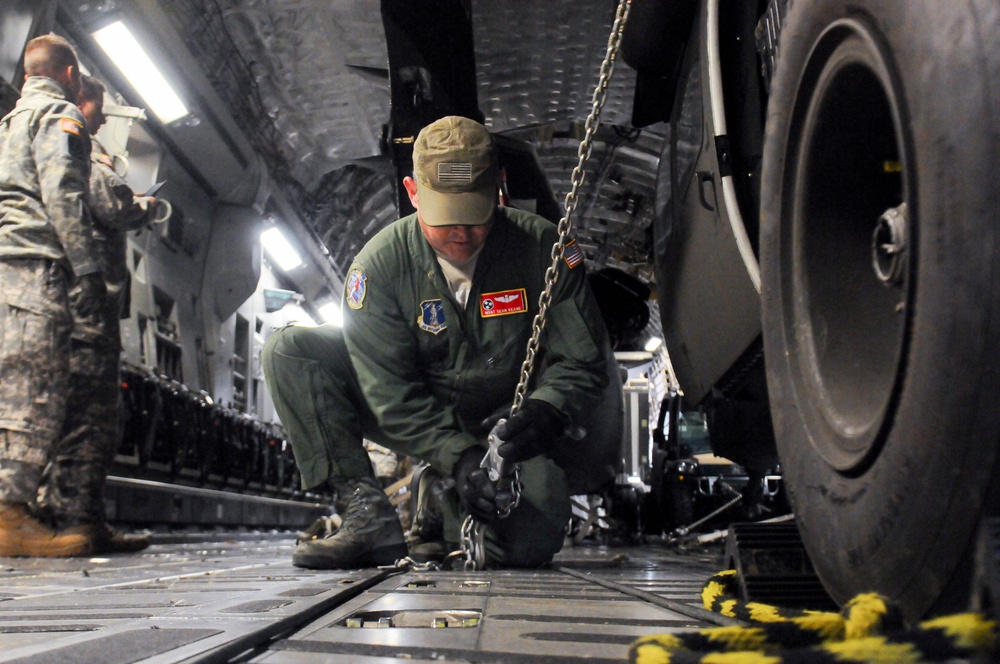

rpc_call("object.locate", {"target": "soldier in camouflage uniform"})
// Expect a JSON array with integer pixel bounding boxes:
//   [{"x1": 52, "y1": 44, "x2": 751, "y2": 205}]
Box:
[
  {"x1": 35, "y1": 75, "x2": 154, "y2": 553},
  {"x1": 0, "y1": 35, "x2": 105, "y2": 557}
]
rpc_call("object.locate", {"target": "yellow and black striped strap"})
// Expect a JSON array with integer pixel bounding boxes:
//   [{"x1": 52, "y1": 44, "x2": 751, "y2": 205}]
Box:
[{"x1": 628, "y1": 570, "x2": 997, "y2": 663}]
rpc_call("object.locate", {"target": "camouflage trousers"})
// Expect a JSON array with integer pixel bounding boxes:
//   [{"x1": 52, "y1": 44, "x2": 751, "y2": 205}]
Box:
[
  {"x1": 37, "y1": 282, "x2": 123, "y2": 525},
  {"x1": 0, "y1": 260, "x2": 72, "y2": 504}
]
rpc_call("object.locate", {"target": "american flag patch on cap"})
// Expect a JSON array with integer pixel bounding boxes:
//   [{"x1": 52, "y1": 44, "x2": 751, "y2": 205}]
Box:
[
  {"x1": 438, "y1": 162, "x2": 473, "y2": 182},
  {"x1": 563, "y1": 239, "x2": 584, "y2": 269}
]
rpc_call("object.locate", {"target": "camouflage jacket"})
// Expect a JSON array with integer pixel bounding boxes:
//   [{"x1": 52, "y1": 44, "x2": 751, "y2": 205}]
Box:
[
  {"x1": 88, "y1": 135, "x2": 153, "y2": 300},
  {"x1": 0, "y1": 76, "x2": 100, "y2": 277}
]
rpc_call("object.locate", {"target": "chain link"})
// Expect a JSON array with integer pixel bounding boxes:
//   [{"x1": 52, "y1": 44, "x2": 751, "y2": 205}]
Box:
[
  {"x1": 460, "y1": 514, "x2": 486, "y2": 570},
  {"x1": 460, "y1": 0, "x2": 633, "y2": 570},
  {"x1": 510, "y1": 0, "x2": 632, "y2": 415},
  {"x1": 378, "y1": 556, "x2": 445, "y2": 573}
]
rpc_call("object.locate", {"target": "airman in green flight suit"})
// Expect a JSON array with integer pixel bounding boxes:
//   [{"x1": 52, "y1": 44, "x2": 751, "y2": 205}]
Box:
[{"x1": 263, "y1": 115, "x2": 622, "y2": 569}]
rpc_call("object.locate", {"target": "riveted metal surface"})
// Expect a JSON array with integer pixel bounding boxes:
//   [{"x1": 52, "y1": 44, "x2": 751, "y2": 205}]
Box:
[
  {"x1": 127, "y1": 0, "x2": 662, "y2": 299},
  {"x1": 258, "y1": 547, "x2": 722, "y2": 663},
  {"x1": 0, "y1": 536, "x2": 726, "y2": 662},
  {"x1": 0, "y1": 536, "x2": 386, "y2": 662}
]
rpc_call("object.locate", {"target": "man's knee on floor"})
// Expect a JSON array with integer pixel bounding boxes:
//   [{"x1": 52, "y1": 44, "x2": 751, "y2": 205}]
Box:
[
  {"x1": 497, "y1": 531, "x2": 564, "y2": 568},
  {"x1": 489, "y1": 502, "x2": 567, "y2": 568}
]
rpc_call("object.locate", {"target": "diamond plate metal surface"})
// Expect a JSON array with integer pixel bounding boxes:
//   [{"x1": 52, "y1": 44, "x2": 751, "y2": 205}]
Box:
[{"x1": 0, "y1": 537, "x2": 726, "y2": 662}]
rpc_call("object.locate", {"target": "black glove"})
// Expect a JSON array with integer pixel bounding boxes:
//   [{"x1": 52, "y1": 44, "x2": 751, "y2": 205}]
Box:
[
  {"x1": 453, "y1": 447, "x2": 511, "y2": 523},
  {"x1": 71, "y1": 273, "x2": 108, "y2": 318},
  {"x1": 481, "y1": 403, "x2": 512, "y2": 431},
  {"x1": 495, "y1": 398, "x2": 569, "y2": 463}
]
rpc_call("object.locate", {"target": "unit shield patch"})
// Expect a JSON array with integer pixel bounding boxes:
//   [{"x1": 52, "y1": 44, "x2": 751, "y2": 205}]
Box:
[
  {"x1": 345, "y1": 267, "x2": 367, "y2": 310},
  {"x1": 480, "y1": 288, "x2": 527, "y2": 318},
  {"x1": 418, "y1": 299, "x2": 447, "y2": 334}
]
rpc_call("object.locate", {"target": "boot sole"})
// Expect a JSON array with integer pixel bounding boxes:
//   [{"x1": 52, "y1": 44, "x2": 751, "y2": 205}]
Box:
[
  {"x1": 292, "y1": 542, "x2": 408, "y2": 570},
  {"x1": 0, "y1": 538, "x2": 90, "y2": 558},
  {"x1": 90, "y1": 539, "x2": 151, "y2": 555}
]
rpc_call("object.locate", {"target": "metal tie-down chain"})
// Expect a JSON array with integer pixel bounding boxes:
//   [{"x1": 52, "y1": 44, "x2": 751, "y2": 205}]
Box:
[{"x1": 461, "y1": 0, "x2": 633, "y2": 571}]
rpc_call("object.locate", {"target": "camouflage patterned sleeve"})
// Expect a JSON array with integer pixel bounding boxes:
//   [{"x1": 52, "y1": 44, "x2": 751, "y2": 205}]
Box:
[
  {"x1": 89, "y1": 147, "x2": 154, "y2": 232},
  {"x1": 33, "y1": 107, "x2": 101, "y2": 277}
]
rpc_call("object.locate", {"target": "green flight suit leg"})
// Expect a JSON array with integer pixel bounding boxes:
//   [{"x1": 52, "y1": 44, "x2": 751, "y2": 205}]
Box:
[
  {"x1": 262, "y1": 323, "x2": 572, "y2": 567},
  {"x1": 438, "y1": 455, "x2": 572, "y2": 568},
  {"x1": 261, "y1": 324, "x2": 377, "y2": 489}
]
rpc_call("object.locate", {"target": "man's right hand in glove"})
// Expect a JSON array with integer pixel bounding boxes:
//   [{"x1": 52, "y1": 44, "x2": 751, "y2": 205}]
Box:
[
  {"x1": 494, "y1": 398, "x2": 568, "y2": 463},
  {"x1": 70, "y1": 273, "x2": 107, "y2": 318},
  {"x1": 453, "y1": 447, "x2": 513, "y2": 523}
]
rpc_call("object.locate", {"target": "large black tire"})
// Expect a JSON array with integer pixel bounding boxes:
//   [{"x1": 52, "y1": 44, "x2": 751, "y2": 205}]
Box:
[{"x1": 760, "y1": 0, "x2": 1000, "y2": 619}]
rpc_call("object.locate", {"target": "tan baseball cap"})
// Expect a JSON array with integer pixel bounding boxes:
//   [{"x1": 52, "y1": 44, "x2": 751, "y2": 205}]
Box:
[{"x1": 412, "y1": 116, "x2": 498, "y2": 226}]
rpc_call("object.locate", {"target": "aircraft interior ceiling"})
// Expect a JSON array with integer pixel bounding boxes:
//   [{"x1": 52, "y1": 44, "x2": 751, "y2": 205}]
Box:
[{"x1": 56, "y1": 0, "x2": 664, "y2": 338}]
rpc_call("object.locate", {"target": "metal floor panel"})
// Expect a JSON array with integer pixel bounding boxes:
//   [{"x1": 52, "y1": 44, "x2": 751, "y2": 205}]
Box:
[
  {"x1": 0, "y1": 536, "x2": 727, "y2": 663},
  {"x1": 257, "y1": 545, "x2": 726, "y2": 663}
]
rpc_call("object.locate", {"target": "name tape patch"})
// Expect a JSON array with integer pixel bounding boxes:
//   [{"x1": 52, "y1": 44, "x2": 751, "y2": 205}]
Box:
[{"x1": 480, "y1": 288, "x2": 528, "y2": 318}]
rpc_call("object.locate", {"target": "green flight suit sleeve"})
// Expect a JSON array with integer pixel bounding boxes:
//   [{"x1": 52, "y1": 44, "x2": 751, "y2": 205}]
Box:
[
  {"x1": 34, "y1": 107, "x2": 100, "y2": 277},
  {"x1": 527, "y1": 234, "x2": 613, "y2": 426},
  {"x1": 342, "y1": 253, "x2": 480, "y2": 476}
]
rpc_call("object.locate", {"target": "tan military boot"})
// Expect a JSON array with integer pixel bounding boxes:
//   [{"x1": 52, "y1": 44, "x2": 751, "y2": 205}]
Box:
[
  {"x1": 292, "y1": 477, "x2": 407, "y2": 569},
  {"x1": 0, "y1": 503, "x2": 89, "y2": 557},
  {"x1": 64, "y1": 522, "x2": 151, "y2": 554}
]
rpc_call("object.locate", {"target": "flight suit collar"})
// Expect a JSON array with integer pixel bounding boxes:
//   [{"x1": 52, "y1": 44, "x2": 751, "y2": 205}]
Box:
[
  {"x1": 409, "y1": 207, "x2": 513, "y2": 289},
  {"x1": 409, "y1": 208, "x2": 514, "y2": 334},
  {"x1": 472, "y1": 208, "x2": 510, "y2": 279}
]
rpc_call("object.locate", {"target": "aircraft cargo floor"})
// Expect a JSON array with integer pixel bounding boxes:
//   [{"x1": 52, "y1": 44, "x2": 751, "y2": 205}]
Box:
[{"x1": 0, "y1": 533, "x2": 730, "y2": 663}]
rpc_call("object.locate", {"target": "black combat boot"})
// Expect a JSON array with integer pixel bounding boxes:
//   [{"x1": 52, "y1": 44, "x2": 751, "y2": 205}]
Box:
[{"x1": 292, "y1": 477, "x2": 407, "y2": 569}]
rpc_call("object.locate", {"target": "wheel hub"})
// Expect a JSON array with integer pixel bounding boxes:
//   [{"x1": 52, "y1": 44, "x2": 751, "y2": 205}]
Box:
[
  {"x1": 785, "y1": 19, "x2": 912, "y2": 473},
  {"x1": 872, "y1": 203, "x2": 909, "y2": 286}
]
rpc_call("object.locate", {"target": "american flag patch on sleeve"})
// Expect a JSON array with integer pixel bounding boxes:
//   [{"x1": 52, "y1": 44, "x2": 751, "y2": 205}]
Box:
[{"x1": 562, "y1": 239, "x2": 584, "y2": 269}]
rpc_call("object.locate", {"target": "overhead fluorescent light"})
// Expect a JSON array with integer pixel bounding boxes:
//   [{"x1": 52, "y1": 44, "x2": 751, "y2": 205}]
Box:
[
  {"x1": 644, "y1": 337, "x2": 663, "y2": 352},
  {"x1": 318, "y1": 301, "x2": 343, "y2": 327},
  {"x1": 261, "y1": 227, "x2": 302, "y2": 271},
  {"x1": 93, "y1": 20, "x2": 188, "y2": 123}
]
